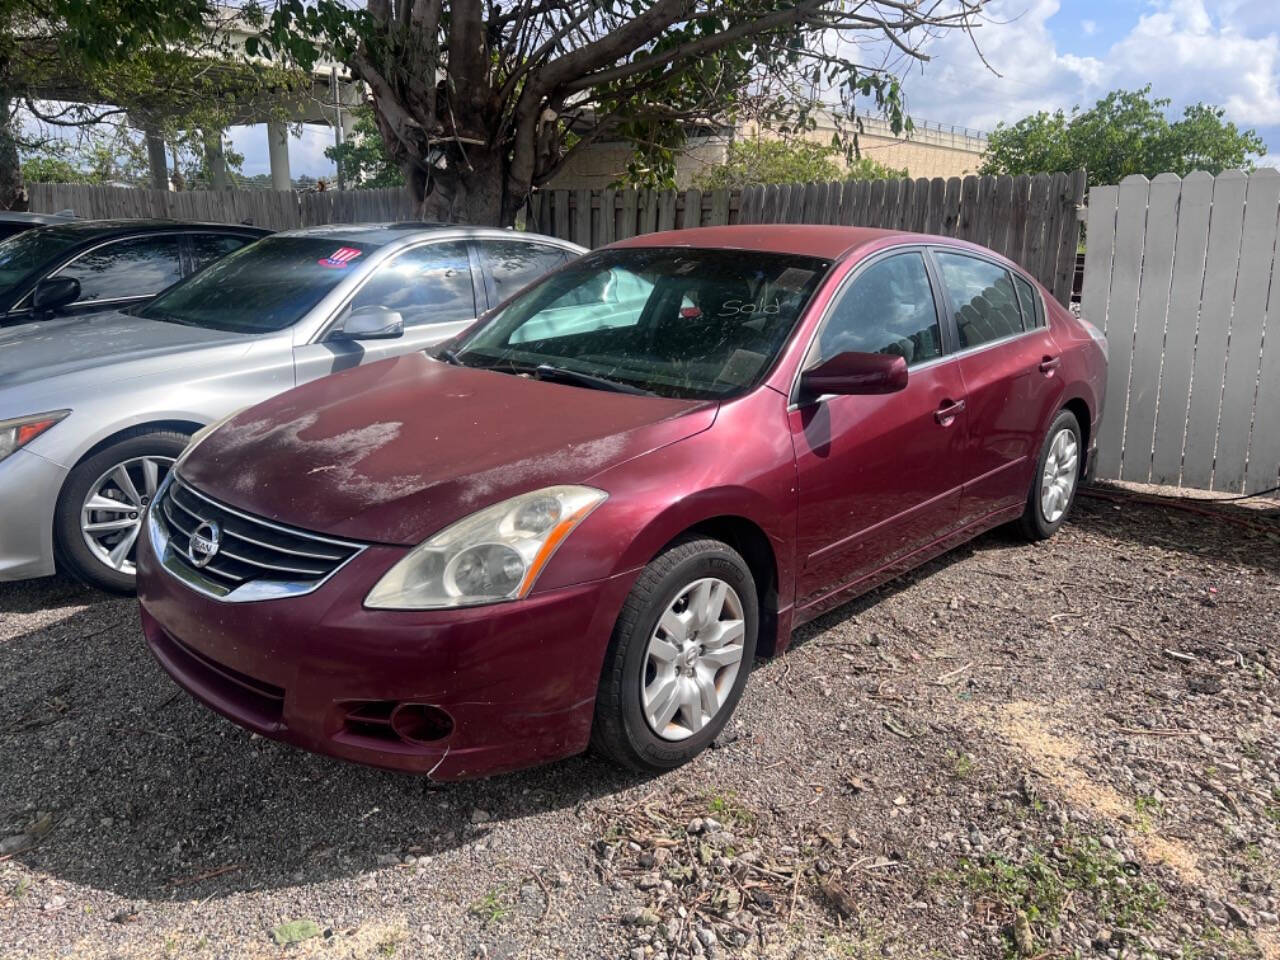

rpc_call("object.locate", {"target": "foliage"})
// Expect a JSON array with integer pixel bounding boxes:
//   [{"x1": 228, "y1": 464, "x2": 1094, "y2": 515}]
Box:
[
  {"x1": 958, "y1": 836, "x2": 1166, "y2": 955},
  {"x1": 325, "y1": 107, "x2": 403, "y2": 188},
  {"x1": 246, "y1": 0, "x2": 988, "y2": 225},
  {"x1": 981, "y1": 86, "x2": 1266, "y2": 186},
  {"x1": 1, "y1": 0, "x2": 309, "y2": 206}
]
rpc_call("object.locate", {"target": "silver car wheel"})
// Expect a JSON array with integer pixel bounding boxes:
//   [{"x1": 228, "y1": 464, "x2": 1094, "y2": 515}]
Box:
[
  {"x1": 1040, "y1": 428, "x2": 1079, "y2": 524},
  {"x1": 641, "y1": 576, "x2": 745, "y2": 742},
  {"x1": 79, "y1": 455, "x2": 173, "y2": 575}
]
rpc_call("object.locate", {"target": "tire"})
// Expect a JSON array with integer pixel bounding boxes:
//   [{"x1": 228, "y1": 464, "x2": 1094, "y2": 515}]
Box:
[
  {"x1": 1019, "y1": 409, "x2": 1082, "y2": 541},
  {"x1": 591, "y1": 536, "x2": 758, "y2": 772},
  {"x1": 54, "y1": 427, "x2": 189, "y2": 593}
]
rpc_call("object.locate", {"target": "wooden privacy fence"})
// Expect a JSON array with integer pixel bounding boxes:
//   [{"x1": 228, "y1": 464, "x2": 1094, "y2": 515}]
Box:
[
  {"x1": 27, "y1": 182, "x2": 420, "y2": 231},
  {"x1": 1082, "y1": 169, "x2": 1280, "y2": 495},
  {"x1": 530, "y1": 169, "x2": 1087, "y2": 305}
]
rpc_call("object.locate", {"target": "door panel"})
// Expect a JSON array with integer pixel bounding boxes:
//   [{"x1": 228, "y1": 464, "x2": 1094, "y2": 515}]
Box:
[
  {"x1": 790, "y1": 251, "x2": 967, "y2": 610},
  {"x1": 791, "y1": 362, "x2": 968, "y2": 608},
  {"x1": 930, "y1": 251, "x2": 1064, "y2": 522},
  {"x1": 292, "y1": 240, "x2": 480, "y2": 384},
  {"x1": 955, "y1": 331, "x2": 1062, "y2": 522}
]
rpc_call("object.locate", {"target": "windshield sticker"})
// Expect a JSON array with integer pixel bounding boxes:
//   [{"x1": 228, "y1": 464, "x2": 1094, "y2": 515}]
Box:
[{"x1": 318, "y1": 247, "x2": 363, "y2": 269}]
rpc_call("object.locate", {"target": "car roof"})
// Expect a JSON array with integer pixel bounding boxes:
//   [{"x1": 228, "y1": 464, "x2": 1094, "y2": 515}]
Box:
[
  {"x1": 0, "y1": 211, "x2": 76, "y2": 225},
  {"x1": 607, "y1": 224, "x2": 957, "y2": 261},
  {"x1": 276, "y1": 221, "x2": 581, "y2": 248},
  {"x1": 24, "y1": 218, "x2": 270, "y2": 242}
]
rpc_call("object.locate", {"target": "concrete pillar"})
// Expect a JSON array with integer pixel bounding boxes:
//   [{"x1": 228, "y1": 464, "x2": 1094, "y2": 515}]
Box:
[
  {"x1": 204, "y1": 131, "x2": 229, "y2": 190},
  {"x1": 267, "y1": 121, "x2": 291, "y2": 191},
  {"x1": 144, "y1": 126, "x2": 168, "y2": 191}
]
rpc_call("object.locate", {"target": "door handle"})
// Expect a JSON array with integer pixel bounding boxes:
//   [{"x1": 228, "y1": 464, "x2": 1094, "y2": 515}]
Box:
[
  {"x1": 934, "y1": 399, "x2": 965, "y2": 425},
  {"x1": 1038, "y1": 355, "x2": 1061, "y2": 374}
]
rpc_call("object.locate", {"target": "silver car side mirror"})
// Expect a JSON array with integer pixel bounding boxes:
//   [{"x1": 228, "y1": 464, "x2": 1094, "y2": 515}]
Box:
[{"x1": 333, "y1": 305, "x2": 404, "y2": 341}]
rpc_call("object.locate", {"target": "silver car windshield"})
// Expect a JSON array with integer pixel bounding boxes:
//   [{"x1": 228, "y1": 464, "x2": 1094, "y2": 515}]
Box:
[
  {"x1": 138, "y1": 236, "x2": 381, "y2": 333},
  {"x1": 456, "y1": 248, "x2": 830, "y2": 400}
]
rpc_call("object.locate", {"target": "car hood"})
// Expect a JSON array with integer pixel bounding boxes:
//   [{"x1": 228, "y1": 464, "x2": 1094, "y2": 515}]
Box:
[
  {"x1": 0, "y1": 311, "x2": 248, "y2": 392},
  {"x1": 181, "y1": 352, "x2": 717, "y2": 545}
]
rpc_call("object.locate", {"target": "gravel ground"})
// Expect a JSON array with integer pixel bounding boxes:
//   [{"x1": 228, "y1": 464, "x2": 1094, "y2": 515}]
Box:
[{"x1": 1, "y1": 485, "x2": 1277, "y2": 960}]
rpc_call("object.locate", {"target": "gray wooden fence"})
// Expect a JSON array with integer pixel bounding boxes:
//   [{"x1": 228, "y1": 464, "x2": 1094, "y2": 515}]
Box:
[
  {"x1": 1082, "y1": 170, "x2": 1280, "y2": 495},
  {"x1": 30, "y1": 171, "x2": 1087, "y2": 306},
  {"x1": 27, "y1": 182, "x2": 419, "y2": 230},
  {"x1": 531, "y1": 170, "x2": 1087, "y2": 305}
]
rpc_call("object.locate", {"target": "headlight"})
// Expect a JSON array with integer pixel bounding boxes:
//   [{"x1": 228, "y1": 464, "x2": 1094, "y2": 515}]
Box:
[
  {"x1": 365, "y1": 485, "x2": 607, "y2": 609},
  {"x1": 174, "y1": 407, "x2": 245, "y2": 469},
  {"x1": 0, "y1": 410, "x2": 69, "y2": 464}
]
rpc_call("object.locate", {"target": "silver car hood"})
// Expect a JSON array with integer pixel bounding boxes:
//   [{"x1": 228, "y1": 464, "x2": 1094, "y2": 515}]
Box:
[{"x1": 0, "y1": 311, "x2": 252, "y2": 391}]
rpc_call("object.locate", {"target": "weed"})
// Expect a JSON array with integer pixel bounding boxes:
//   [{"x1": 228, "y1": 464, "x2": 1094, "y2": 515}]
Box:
[
  {"x1": 1134, "y1": 794, "x2": 1163, "y2": 832},
  {"x1": 958, "y1": 836, "x2": 1165, "y2": 956},
  {"x1": 9, "y1": 876, "x2": 30, "y2": 899},
  {"x1": 706, "y1": 791, "x2": 757, "y2": 829},
  {"x1": 469, "y1": 889, "x2": 510, "y2": 926},
  {"x1": 949, "y1": 751, "x2": 975, "y2": 779}
]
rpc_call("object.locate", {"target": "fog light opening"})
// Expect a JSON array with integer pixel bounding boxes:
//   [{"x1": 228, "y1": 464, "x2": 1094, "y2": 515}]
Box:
[{"x1": 390, "y1": 703, "x2": 454, "y2": 744}]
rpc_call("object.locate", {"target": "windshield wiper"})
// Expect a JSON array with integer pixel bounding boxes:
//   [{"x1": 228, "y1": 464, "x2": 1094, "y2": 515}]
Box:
[
  {"x1": 534, "y1": 363, "x2": 652, "y2": 396},
  {"x1": 435, "y1": 347, "x2": 464, "y2": 366}
]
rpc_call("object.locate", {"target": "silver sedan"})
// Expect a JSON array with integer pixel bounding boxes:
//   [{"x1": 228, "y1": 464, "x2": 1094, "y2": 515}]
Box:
[{"x1": 0, "y1": 223, "x2": 583, "y2": 592}]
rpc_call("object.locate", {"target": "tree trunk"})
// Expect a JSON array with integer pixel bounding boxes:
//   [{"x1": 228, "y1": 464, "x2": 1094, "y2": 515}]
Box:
[
  {"x1": 417, "y1": 147, "x2": 509, "y2": 226},
  {"x1": 0, "y1": 74, "x2": 27, "y2": 211}
]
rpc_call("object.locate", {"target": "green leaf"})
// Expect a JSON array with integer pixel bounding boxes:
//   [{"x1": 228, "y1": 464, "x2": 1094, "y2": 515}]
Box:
[{"x1": 270, "y1": 920, "x2": 321, "y2": 946}]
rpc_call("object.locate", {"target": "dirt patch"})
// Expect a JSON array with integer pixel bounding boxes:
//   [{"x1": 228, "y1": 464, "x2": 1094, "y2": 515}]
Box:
[{"x1": 1, "y1": 485, "x2": 1277, "y2": 959}]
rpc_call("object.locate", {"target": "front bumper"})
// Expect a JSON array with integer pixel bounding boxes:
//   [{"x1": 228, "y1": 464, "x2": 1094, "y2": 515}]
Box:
[
  {"x1": 0, "y1": 450, "x2": 67, "y2": 581},
  {"x1": 136, "y1": 513, "x2": 637, "y2": 779}
]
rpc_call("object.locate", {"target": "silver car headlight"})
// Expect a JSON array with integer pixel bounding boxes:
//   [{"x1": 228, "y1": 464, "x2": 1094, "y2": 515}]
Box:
[
  {"x1": 365, "y1": 485, "x2": 607, "y2": 610},
  {"x1": 0, "y1": 410, "x2": 69, "y2": 464}
]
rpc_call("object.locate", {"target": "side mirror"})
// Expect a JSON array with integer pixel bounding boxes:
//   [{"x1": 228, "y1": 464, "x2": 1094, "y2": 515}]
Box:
[
  {"x1": 798, "y1": 351, "x2": 908, "y2": 401},
  {"x1": 31, "y1": 276, "x2": 81, "y2": 314},
  {"x1": 332, "y1": 305, "x2": 404, "y2": 341}
]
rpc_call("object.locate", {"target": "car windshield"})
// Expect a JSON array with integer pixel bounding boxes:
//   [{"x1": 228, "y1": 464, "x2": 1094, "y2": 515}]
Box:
[
  {"x1": 138, "y1": 235, "x2": 380, "y2": 333},
  {"x1": 455, "y1": 247, "x2": 831, "y2": 399},
  {"x1": 0, "y1": 226, "x2": 85, "y2": 293}
]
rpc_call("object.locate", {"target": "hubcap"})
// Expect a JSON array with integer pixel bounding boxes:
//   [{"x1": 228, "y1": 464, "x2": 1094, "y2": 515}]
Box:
[
  {"x1": 641, "y1": 577, "x2": 745, "y2": 741},
  {"x1": 80, "y1": 455, "x2": 174, "y2": 576},
  {"x1": 1040, "y1": 428, "x2": 1078, "y2": 524}
]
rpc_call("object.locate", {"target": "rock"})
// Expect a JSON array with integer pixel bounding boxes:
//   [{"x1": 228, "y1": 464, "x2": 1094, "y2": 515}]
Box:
[
  {"x1": 553, "y1": 870, "x2": 572, "y2": 887},
  {"x1": 471, "y1": 808, "x2": 491, "y2": 824},
  {"x1": 702, "y1": 817, "x2": 722, "y2": 833},
  {"x1": 636, "y1": 873, "x2": 662, "y2": 890},
  {"x1": 1225, "y1": 902, "x2": 1256, "y2": 929},
  {"x1": 0, "y1": 835, "x2": 27, "y2": 856},
  {"x1": 696, "y1": 927, "x2": 717, "y2": 948},
  {"x1": 375, "y1": 853, "x2": 400, "y2": 867},
  {"x1": 631, "y1": 949, "x2": 647, "y2": 960},
  {"x1": 42, "y1": 895, "x2": 67, "y2": 912},
  {"x1": 624, "y1": 907, "x2": 660, "y2": 927}
]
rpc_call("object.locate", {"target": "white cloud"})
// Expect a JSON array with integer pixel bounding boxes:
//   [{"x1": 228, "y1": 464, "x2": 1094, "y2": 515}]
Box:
[
  {"x1": 1081, "y1": 19, "x2": 1097, "y2": 36},
  {"x1": 900, "y1": 0, "x2": 1280, "y2": 145}
]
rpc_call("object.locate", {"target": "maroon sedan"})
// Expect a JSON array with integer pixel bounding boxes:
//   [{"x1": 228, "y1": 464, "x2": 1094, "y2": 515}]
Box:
[{"x1": 136, "y1": 226, "x2": 1106, "y2": 779}]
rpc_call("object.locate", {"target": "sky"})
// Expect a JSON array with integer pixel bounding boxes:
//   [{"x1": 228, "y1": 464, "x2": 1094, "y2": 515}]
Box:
[
  {"x1": 214, "y1": 0, "x2": 1280, "y2": 178},
  {"x1": 897, "y1": 0, "x2": 1280, "y2": 168}
]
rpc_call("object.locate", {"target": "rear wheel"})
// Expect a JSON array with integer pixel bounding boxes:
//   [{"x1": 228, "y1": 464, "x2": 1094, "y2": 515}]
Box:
[
  {"x1": 1019, "y1": 410, "x2": 1081, "y2": 541},
  {"x1": 54, "y1": 428, "x2": 188, "y2": 593},
  {"x1": 591, "y1": 537, "x2": 757, "y2": 772}
]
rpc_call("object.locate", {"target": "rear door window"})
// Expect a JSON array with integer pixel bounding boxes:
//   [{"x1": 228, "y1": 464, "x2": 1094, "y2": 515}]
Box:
[
  {"x1": 934, "y1": 251, "x2": 1024, "y2": 349},
  {"x1": 189, "y1": 233, "x2": 256, "y2": 272},
  {"x1": 55, "y1": 235, "x2": 183, "y2": 303},
  {"x1": 1011, "y1": 273, "x2": 1043, "y2": 328},
  {"x1": 475, "y1": 239, "x2": 569, "y2": 304}
]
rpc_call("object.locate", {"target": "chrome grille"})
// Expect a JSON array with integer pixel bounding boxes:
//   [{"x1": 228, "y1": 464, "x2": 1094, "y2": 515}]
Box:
[{"x1": 155, "y1": 475, "x2": 363, "y2": 594}]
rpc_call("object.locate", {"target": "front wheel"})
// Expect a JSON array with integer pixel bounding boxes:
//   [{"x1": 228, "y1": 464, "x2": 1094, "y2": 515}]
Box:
[
  {"x1": 591, "y1": 537, "x2": 758, "y2": 772},
  {"x1": 1019, "y1": 410, "x2": 1082, "y2": 541},
  {"x1": 54, "y1": 428, "x2": 188, "y2": 593}
]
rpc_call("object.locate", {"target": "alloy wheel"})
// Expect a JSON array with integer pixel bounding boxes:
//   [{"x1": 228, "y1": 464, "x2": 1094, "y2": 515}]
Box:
[
  {"x1": 641, "y1": 576, "x2": 746, "y2": 741},
  {"x1": 1040, "y1": 428, "x2": 1078, "y2": 524},
  {"x1": 79, "y1": 455, "x2": 173, "y2": 576}
]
